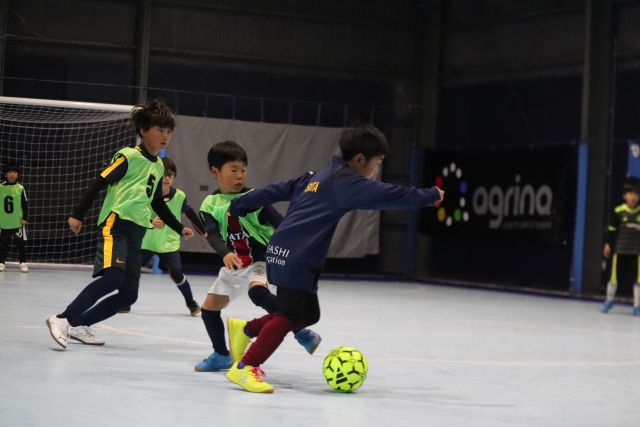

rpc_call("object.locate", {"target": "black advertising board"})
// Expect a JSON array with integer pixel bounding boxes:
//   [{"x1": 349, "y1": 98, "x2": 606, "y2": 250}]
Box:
[{"x1": 421, "y1": 145, "x2": 576, "y2": 243}]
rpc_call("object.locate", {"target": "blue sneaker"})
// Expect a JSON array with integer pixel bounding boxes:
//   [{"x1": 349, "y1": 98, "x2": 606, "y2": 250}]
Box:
[
  {"x1": 602, "y1": 300, "x2": 614, "y2": 313},
  {"x1": 194, "y1": 352, "x2": 233, "y2": 372},
  {"x1": 633, "y1": 307, "x2": 640, "y2": 316},
  {"x1": 294, "y1": 329, "x2": 322, "y2": 355}
]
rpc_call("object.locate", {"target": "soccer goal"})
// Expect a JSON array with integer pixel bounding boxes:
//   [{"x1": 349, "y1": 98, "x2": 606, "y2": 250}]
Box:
[{"x1": 0, "y1": 96, "x2": 134, "y2": 267}]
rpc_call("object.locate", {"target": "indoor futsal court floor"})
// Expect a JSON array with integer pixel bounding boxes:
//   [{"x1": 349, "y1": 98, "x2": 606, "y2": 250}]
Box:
[{"x1": 1, "y1": 269, "x2": 640, "y2": 427}]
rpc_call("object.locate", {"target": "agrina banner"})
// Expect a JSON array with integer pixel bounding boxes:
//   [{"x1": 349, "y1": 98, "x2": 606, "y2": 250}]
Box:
[{"x1": 421, "y1": 144, "x2": 576, "y2": 243}]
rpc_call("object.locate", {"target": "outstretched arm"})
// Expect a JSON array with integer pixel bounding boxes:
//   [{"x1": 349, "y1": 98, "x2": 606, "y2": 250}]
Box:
[
  {"x1": 229, "y1": 172, "x2": 311, "y2": 216},
  {"x1": 336, "y1": 175, "x2": 443, "y2": 211}
]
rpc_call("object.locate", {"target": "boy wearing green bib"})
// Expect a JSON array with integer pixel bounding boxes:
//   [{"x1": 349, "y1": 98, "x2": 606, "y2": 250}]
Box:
[
  {"x1": 193, "y1": 141, "x2": 321, "y2": 372},
  {"x1": 0, "y1": 164, "x2": 29, "y2": 273},
  {"x1": 45, "y1": 100, "x2": 194, "y2": 349},
  {"x1": 135, "y1": 157, "x2": 206, "y2": 316}
]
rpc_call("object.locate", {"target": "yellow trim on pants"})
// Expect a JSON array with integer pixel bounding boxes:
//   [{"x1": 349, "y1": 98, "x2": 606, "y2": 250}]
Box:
[
  {"x1": 610, "y1": 254, "x2": 618, "y2": 285},
  {"x1": 102, "y1": 212, "x2": 116, "y2": 269}
]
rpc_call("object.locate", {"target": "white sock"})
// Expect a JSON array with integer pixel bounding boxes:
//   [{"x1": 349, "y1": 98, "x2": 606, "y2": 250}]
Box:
[
  {"x1": 634, "y1": 284, "x2": 640, "y2": 308},
  {"x1": 606, "y1": 282, "x2": 617, "y2": 301}
]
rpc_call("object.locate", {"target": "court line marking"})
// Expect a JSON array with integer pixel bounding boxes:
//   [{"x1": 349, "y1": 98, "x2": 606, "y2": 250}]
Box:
[
  {"x1": 95, "y1": 323, "x2": 300, "y2": 355},
  {"x1": 377, "y1": 356, "x2": 640, "y2": 367},
  {"x1": 55, "y1": 324, "x2": 640, "y2": 368},
  {"x1": 14, "y1": 325, "x2": 640, "y2": 367}
]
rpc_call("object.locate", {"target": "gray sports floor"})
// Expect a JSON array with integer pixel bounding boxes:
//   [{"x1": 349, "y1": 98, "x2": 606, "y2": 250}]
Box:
[{"x1": 1, "y1": 268, "x2": 640, "y2": 427}]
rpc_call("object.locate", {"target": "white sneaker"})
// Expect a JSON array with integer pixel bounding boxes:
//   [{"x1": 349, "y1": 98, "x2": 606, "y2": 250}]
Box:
[
  {"x1": 0, "y1": 263, "x2": 5, "y2": 272},
  {"x1": 69, "y1": 326, "x2": 105, "y2": 346},
  {"x1": 19, "y1": 263, "x2": 29, "y2": 273},
  {"x1": 46, "y1": 315, "x2": 70, "y2": 349}
]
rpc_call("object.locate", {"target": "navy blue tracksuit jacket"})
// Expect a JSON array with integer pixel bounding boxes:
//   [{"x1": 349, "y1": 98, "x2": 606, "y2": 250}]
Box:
[{"x1": 230, "y1": 156, "x2": 441, "y2": 294}]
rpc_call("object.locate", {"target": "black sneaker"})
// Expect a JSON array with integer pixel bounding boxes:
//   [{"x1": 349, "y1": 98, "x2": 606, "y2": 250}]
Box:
[
  {"x1": 118, "y1": 306, "x2": 131, "y2": 313},
  {"x1": 187, "y1": 300, "x2": 201, "y2": 317}
]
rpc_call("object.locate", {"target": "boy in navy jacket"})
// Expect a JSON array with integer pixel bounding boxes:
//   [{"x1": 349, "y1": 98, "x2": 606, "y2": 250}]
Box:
[{"x1": 225, "y1": 124, "x2": 444, "y2": 393}]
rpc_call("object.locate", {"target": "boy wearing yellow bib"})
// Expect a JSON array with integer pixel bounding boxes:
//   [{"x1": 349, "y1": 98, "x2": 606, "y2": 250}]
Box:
[
  {"x1": 45, "y1": 100, "x2": 194, "y2": 349},
  {"x1": 193, "y1": 141, "x2": 321, "y2": 372},
  {"x1": 0, "y1": 164, "x2": 29, "y2": 273},
  {"x1": 136, "y1": 157, "x2": 206, "y2": 316}
]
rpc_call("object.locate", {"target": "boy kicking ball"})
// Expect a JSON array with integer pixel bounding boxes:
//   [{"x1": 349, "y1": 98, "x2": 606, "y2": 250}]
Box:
[{"x1": 225, "y1": 124, "x2": 443, "y2": 392}]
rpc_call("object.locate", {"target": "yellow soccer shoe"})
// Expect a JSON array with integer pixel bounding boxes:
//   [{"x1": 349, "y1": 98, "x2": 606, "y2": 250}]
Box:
[{"x1": 226, "y1": 362, "x2": 274, "y2": 393}]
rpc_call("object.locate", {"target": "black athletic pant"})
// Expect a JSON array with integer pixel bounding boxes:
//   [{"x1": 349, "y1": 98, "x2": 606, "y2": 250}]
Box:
[{"x1": 0, "y1": 227, "x2": 26, "y2": 263}]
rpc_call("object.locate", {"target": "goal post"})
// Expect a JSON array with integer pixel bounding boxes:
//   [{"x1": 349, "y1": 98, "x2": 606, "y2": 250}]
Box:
[{"x1": 0, "y1": 96, "x2": 134, "y2": 266}]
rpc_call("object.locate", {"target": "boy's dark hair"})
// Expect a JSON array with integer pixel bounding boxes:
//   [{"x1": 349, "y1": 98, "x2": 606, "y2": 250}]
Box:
[
  {"x1": 162, "y1": 157, "x2": 177, "y2": 176},
  {"x1": 339, "y1": 124, "x2": 389, "y2": 161},
  {"x1": 207, "y1": 141, "x2": 248, "y2": 170},
  {"x1": 3, "y1": 164, "x2": 20, "y2": 177},
  {"x1": 129, "y1": 99, "x2": 176, "y2": 137},
  {"x1": 623, "y1": 178, "x2": 640, "y2": 194}
]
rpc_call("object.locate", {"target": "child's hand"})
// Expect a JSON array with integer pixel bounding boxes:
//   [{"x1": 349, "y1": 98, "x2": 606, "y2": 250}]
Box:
[
  {"x1": 181, "y1": 227, "x2": 194, "y2": 240},
  {"x1": 20, "y1": 219, "x2": 28, "y2": 226},
  {"x1": 433, "y1": 187, "x2": 445, "y2": 207},
  {"x1": 151, "y1": 217, "x2": 164, "y2": 228},
  {"x1": 603, "y1": 243, "x2": 611, "y2": 258},
  {"x1": 223, "y1": 252, "x2": 243, "y2": 270},
  {"x1": 68, "y1": 217, "x2": 83, "y2": 235}
]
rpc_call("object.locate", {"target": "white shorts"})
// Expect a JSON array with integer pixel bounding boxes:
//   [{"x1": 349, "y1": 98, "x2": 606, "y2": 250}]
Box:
[{"x1": 208, "y1": 261, "x2": 268, "y2": 301}]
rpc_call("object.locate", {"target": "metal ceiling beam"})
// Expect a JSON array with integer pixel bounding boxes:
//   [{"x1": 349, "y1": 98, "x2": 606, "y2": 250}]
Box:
[
  {"x1": 135, "y1": 0, "x2": 151, "y2": 103},
  {"x1": 576, "y1": 0, "x2": 614, "y2": 295},
  {"x1": 0, "y1": 0, "x2": 9, "y2": 96}
]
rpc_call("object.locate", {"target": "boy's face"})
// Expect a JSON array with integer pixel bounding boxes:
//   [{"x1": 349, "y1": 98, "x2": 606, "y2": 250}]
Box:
[
  {"x1": 140, "y1": 126, "x2": 173, "y2": 156},
  {"x1": 211, "y1": 160, "x2": 247, "y2": 193},
  {"x1": 348, "y1": 154, "x2": 384, "y2": 179},
  {"x1": 624, "y1": 190, "x2": 640, "y2": 208},
  {"x1": 162, "y1": 171, "x2": 176, "y2": 187},
  {"x1": 4, "y1": 171, "x2": 18, "y2": 183}
]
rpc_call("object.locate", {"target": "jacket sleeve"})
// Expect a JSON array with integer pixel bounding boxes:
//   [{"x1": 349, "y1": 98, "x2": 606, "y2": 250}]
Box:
[
  {"x1": 200, "y1": 211, "x2": 231, "y2": 257},
  {"x1": 605, "y1": 208, "x2": 620, "y2": 246},
  {"x1": 257, "y1": 205, "x2": 283, "y2": 228},
  {"x1": 151, "y1": 184, "x2": 184, "y2": 234},
  {"x1": 182, "y1": 199, "x2": 207, "y2": 236},
  {"x1": 229, "y1": 172, "x2": 311, "y2": 216},
  {"x1": 335, "y1": 174, "x2": 442, "y2": 211},
  {"x1": 71, "y1": 155, "x2": 128, "y2": 220},
  {"x1": 21, "y1": 188, "x2": 29, "y2": 221}
]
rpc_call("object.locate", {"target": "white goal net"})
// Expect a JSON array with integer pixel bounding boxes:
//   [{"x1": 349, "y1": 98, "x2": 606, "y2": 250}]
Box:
[{"x1": 0, "y1": 97, "x2": 134, "y2": 265}]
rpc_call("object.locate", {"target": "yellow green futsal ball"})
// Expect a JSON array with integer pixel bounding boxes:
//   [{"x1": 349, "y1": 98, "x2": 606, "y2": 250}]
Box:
[{"x1": 322, "y1": 346, "x2": 368, "y2": 392}]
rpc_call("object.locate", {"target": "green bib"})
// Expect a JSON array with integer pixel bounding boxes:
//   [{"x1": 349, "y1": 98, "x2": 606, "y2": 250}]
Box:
[
  {"x1": 199, "y1": 190, "x2": 273, "y2": 245},
  {"x1": 0, "y1": 183, "x2": 24, "y2": 229},
  {"x1": 141, "y1": 188, "x2": 185, "y2": 253},
  {"x1": 98, "y1": 146, "x2": 164, "y2": 228}
]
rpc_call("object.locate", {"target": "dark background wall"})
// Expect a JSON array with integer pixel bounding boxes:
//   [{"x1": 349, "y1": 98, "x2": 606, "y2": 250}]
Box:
[
  {"x1": 3, "y1": 0, "x2": 640, "y2": 292},
  {"x1": 432, "y1": 0, "x2": 640, "y2": 292}
]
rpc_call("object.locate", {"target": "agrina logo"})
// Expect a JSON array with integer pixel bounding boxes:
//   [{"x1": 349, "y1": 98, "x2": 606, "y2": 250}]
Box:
[
  {"x1": 435, "y1": 164, "x2": 553, "y2": 230},
  {"x1": 473, "y1": 175, "x2": 553, "y2": 229}
]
